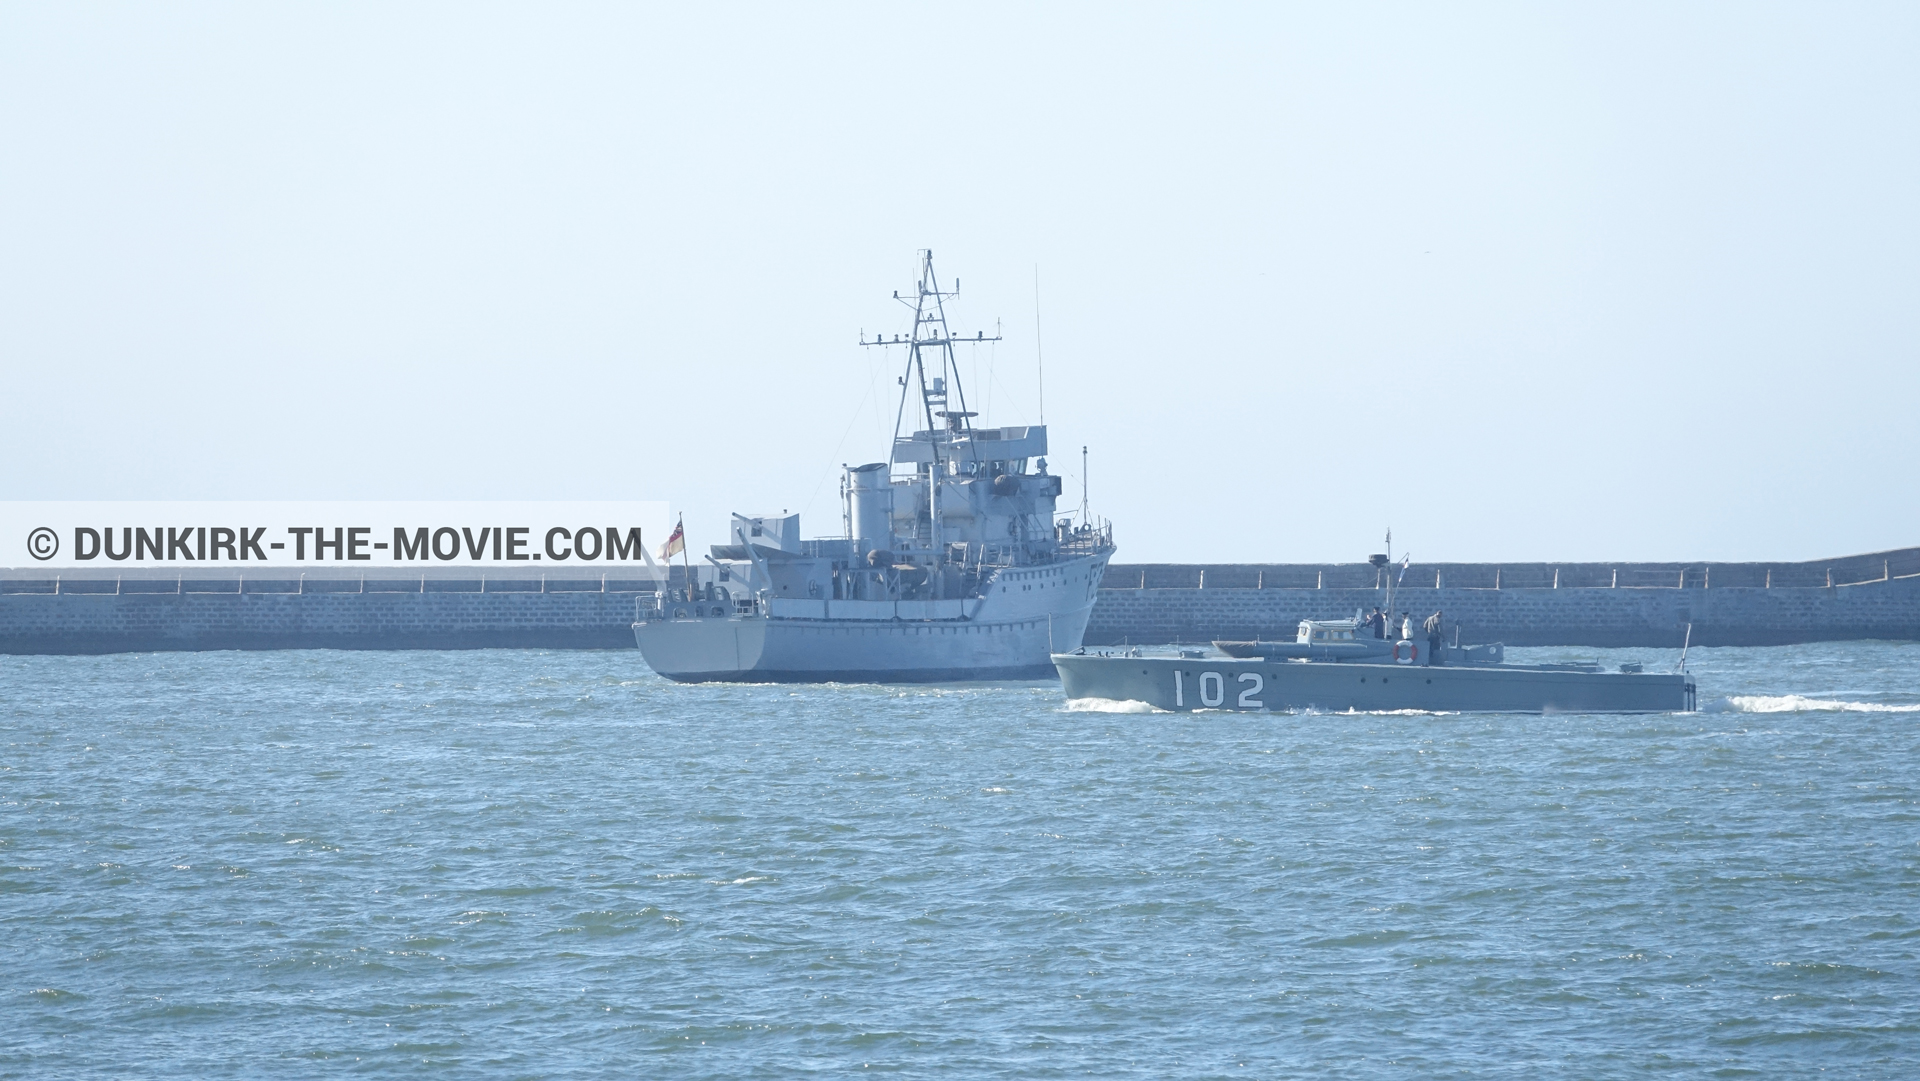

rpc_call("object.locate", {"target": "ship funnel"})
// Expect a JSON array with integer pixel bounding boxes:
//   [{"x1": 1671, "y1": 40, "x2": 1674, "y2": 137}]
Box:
[{"x1": 848, "y1": 462, "x2": 892, "y2": 556}]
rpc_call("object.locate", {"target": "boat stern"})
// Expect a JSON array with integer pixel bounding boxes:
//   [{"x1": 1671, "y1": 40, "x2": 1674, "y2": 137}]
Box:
[{"x1": 633, "y1": 607, "x2": 767, "y2": 682}]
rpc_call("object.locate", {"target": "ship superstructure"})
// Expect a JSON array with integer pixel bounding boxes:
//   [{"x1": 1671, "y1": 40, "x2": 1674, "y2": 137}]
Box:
[{"x1": 634, "y1": 251, "x2": 1115, "y2": 682}]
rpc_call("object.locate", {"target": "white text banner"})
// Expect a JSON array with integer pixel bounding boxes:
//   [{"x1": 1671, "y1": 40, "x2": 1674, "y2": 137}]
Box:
[{"x1": 1, "y1": 502, "x2": 672, "y2": 568}]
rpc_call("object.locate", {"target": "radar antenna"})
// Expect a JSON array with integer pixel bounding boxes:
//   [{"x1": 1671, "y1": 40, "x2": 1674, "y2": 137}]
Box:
[
  {"x1": 859, "y1": 249, "x2": 1001, "y2": 442},
  {"x1": 858, "y1": 251, "x2": 1002, "y2": 574}
]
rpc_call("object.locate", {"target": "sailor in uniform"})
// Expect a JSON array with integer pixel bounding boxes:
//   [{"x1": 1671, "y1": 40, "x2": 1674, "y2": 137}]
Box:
[{"x1": 1424, "y1": 610, "x2": 1445, "y2": 665}]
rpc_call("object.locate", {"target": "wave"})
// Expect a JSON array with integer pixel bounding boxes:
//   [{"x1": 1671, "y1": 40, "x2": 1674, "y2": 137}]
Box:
[
  {"x1": 1706, "y1": 694, "x2": 1920, "y2": 714},
  {"x1": 1063, "y1": 697, "x2": 1164, "y2": 713}
]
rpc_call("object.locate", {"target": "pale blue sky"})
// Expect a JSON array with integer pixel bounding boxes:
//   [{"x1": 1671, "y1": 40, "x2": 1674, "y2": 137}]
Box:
[{"x1": 3, "y1": 4, "x2": 1914, "y2": 563}]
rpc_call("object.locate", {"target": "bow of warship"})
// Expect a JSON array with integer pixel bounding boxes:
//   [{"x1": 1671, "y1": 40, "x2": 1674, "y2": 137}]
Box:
[{"x1": 635, "y1": 251, "x2": 1115, "y2": 683}]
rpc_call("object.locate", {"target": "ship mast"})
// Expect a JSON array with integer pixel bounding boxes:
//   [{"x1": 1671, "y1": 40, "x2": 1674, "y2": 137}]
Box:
[{"x1": 859, "y1": 250, "x2": 1001, "y2": 577}]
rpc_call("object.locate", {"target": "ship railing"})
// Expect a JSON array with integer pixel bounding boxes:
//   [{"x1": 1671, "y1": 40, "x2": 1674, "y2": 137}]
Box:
[
  {"x1": 960, "y1": 536, "x2": 1113, "y2": 571},
  {"x1": 970, "y1": 543, "x2": 1032, "y2": 570},
  {"x1": 1056, "y1": 523, "x2": 1114, "y2": 556}
]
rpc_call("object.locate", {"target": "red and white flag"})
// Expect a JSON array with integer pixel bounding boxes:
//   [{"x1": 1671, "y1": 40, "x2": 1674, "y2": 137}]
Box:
[{"x1": 658, "y1": 519, "x2": 685, "y2": 561}]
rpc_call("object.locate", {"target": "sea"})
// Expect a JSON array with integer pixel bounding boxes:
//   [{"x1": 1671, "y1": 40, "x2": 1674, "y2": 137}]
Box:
[{"x1": 5, "y1": 641, "x2": 1919, "y2": 1078}]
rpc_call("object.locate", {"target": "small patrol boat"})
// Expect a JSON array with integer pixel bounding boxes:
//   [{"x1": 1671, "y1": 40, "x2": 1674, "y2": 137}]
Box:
[{"x1": 1054, "y1": 618, "x2": 1697, "y2": 713}]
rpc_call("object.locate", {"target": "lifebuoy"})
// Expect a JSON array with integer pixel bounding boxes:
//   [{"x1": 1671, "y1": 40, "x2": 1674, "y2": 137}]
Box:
[{"x1": 1393, "y1": 640, "x2": 1418, "y2": 664}]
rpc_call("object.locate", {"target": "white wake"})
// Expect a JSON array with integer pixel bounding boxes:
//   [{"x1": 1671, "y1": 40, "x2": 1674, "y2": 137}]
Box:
[
  {"x1": 1705, "y1": 694, "x2": 1920, "y2": 714},
  {"x1": 1064, "y1": 697, "x2": 1164, "y2": 713}
]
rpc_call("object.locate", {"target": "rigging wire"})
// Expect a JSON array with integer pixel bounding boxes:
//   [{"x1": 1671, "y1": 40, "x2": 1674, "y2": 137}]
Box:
[
  {"x1": 985, "y1": 337, "x2": 995, "y2": 425},
  {"x1": 1034, "y1": 264, "x2": 1045, "y2": 425},
  {"x1": 988, "y1": 359, "x2": 1030, "y2": 424},
  {"x1": 799, "y1": 370, "x2": 879, "y2": 521}
]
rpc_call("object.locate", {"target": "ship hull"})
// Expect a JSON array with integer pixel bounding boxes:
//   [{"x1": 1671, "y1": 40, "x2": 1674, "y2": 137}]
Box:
[
  {"x1": 1053, "y1": 654, "x2": 1696, "y2": 714},
  {"x1": 636, "y1": 552, "x2": 1109, "y2": 683}
]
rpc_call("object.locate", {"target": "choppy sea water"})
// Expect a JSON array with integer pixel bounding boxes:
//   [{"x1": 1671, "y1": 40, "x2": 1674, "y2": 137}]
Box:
[{"x1": 5, "y1": 642, "x2": 1919, "y2": 1078}]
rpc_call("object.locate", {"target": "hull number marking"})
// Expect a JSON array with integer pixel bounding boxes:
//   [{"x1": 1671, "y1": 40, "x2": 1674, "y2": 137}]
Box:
[
  {"x1": 1199, "y1": 671, "x2": 1225, "y2": 707},
  {"x1": 1237, "y1": 672, "x2": 1264, "y2": 709},
  {"x1": 1177, "y1": 670, "x2": 1263, "y2": 710}
]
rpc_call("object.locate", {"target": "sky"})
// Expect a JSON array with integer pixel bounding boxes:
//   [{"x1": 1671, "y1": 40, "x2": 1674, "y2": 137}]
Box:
[{"x1": 2, "y1": 3, "x2": 1915, "y2": 564}]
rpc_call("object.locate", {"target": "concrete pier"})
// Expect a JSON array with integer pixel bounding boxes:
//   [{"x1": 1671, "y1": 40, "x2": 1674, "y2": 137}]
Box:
[
  {"x1": 2, "y1": 548, "x2": 1917, "y2": 654},
  {"x1": 1085, "y1": 548, "x2": 1920, "y2": 648},
  {"x1": 0, "y1": 569, "x2": 668, "y2": 654}
]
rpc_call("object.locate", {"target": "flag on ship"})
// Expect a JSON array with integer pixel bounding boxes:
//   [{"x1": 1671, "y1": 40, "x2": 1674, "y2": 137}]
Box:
[
  {"x1": 1396, "y1": 553, "x2": 1412, "y2": 584},
  {"x1": 659, "y1": 518, "x2": 685, "y2": 561}
]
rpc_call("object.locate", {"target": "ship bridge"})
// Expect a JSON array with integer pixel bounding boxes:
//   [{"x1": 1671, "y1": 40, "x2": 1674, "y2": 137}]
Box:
[{"x1": 892, "y1": 424, "x2": 1046, "y2": 472}]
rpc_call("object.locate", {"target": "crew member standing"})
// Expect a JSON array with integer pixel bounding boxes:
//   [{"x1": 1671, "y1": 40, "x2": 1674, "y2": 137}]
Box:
[
  {"x1": 1367, "y1": 607, "x2": 1386, "y2": 639},
  {"x1": 1424, "y1": 610, "x2": 1445, "y2": 666}
]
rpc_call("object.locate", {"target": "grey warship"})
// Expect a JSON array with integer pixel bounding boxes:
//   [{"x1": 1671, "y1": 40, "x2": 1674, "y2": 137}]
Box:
[
  {"x1": 634, "y1": 251, "x2": 1115, "y2": 683},
  {"x1": 1055, "y1": 618, "x2": 1697, "y2": 713}
]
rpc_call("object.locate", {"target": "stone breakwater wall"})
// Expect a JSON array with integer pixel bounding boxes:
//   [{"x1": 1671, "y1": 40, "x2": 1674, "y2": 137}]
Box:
[
  {"x1": 3, "y1": 549, "x2": 1918, "y2": 654},
  {"x1": 0, "y1": 572, "x2": 664, "y2": 654},
  {"x1": 1083, "y1": 577, "x2": 1920, "y2": 648},
  {"x1": 1108, "y1": 546, "x2": 1920, "y2": 591},
  {"x1": 1087, "y1": 547, "x2": 1920, "y2": 647}
]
